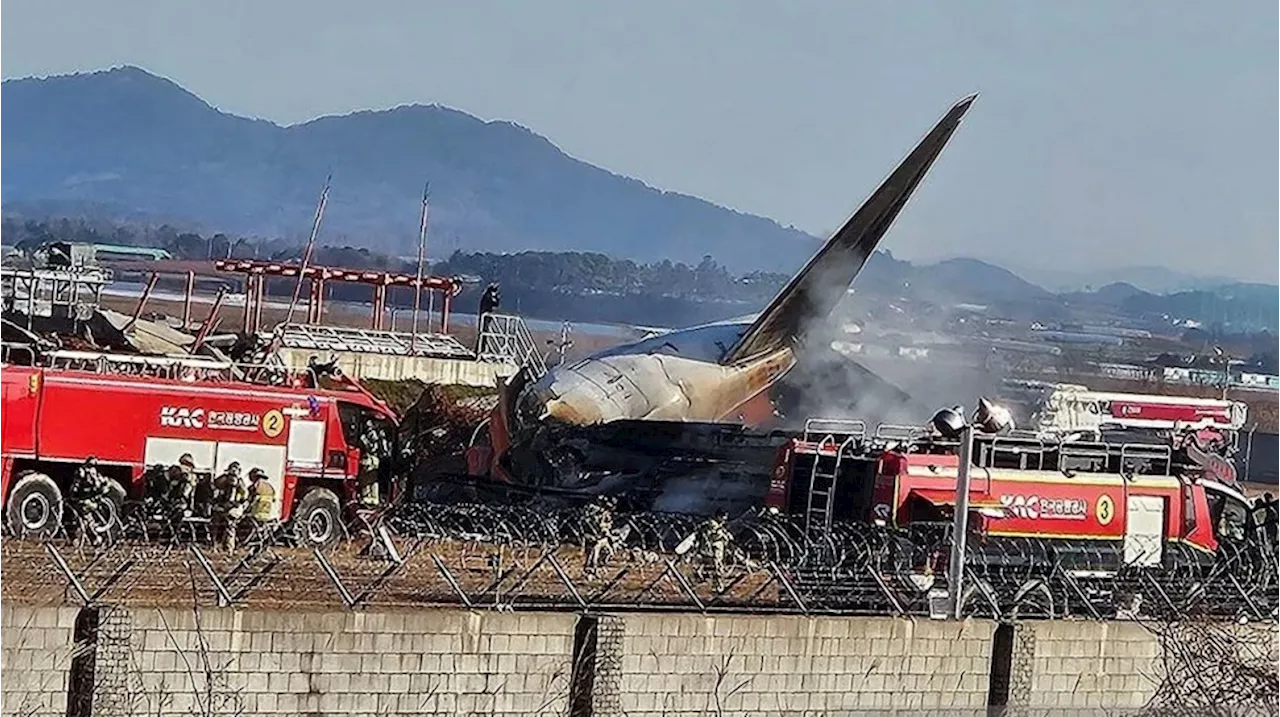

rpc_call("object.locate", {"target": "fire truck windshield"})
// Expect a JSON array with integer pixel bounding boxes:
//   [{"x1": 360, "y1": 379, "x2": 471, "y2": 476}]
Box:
[{"x1": 1205, "y1": 484, "x2": 1250, "y2": 543}]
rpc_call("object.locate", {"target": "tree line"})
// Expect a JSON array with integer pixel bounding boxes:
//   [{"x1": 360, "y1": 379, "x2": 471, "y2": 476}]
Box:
[{"x1": 0, "y1": 216, "x2": 789, "y2": 305}]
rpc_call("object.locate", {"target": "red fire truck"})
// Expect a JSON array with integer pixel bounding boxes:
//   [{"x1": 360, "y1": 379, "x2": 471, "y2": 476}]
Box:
[
  {"x1": 768, "y1": 419, "x2": 1255, "y2": 570},
  {"x1": 1, "y1": 351, "x2": 398, "y2": 547},
  {"x1": 1002, "y1": 381, "x2": 1248, "y2": 443}
]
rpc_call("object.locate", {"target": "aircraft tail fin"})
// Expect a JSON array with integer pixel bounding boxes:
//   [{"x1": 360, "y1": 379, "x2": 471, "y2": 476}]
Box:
[{"x1": 720, "y1": 94, "x2": 977, "y2": 365}]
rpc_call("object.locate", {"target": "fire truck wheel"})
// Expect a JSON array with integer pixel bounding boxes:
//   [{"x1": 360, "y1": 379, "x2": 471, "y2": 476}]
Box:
[
  {"x1": 294, "y1": 487, "x2": 342, "y2": 550},
  {"x1": 6, "y1": 472, "x2": 64, "y2": 539},
  {"x1": 99, "y1": 478, "x2": 127, "y2": 542}
]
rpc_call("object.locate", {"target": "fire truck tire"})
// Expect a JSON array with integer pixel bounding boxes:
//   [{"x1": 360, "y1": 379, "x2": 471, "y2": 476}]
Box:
[
  {"x1": 6, "y1": 472, "x2": 64, "y2": 539},
  {"x1": 99, "y1": 478, "x2": 127, "y2": 542},
  {"x1": 294, "y1": 487, "x2": 342, "y2": 550}
]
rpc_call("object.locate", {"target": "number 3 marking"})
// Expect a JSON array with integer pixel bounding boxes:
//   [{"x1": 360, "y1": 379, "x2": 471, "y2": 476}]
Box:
[{"x1": 1096, "y1": 495, "x2": 1114, "y2": 526}]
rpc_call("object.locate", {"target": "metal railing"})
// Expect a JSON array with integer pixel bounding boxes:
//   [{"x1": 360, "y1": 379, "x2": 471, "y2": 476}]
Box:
[
  {"x1": 1, "y1": 264, "x2": 112, "y2": 328},
  {"x1": 477, "y1": 313, "x2": 547, "y2": 377}
]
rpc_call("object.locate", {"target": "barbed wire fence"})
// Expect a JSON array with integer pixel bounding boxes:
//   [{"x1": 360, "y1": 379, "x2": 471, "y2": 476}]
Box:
[{"x1": 7, "y1": 501, "x2": 1277, "y2": 624}]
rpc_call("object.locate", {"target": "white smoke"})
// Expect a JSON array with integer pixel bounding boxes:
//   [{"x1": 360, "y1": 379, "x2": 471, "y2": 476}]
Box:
[{"x1": 780, "y1": 293, "x2": 1007, "y2": 431}]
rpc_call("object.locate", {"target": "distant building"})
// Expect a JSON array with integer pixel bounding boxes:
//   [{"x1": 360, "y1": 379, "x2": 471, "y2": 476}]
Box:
[
  {"x1": 1162, "y1": 366, "x2": 1222, "y2": 386},
  {"x1": 1237, "y1": 372, "x2": 1280, "y2": 390},
  {"x1": 1080, "y1": 324, "x2": 1153, "y2": 339},
  {"x1": 1096, "y1": 363, "x2": 1156, "y2": 381},
  {"x1": 92, "y1": 243, "x2": 173, "y2": 262},
  {"x1": 986, "y1": 338, "x2": 1062, "y2": 356},
  {"x1": 1036, "y1": 331, "x2": 1125, "y2": 347}
]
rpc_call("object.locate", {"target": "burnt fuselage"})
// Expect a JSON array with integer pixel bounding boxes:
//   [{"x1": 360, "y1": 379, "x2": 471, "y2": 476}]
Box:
[{"x1": 513, "y1": 320, "x2": 792, "y2": 431}]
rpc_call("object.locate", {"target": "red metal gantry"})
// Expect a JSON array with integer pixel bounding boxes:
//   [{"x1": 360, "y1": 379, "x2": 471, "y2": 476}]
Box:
[{"x1": 214, "y1": 259, "x2": 464, "y2": 334}]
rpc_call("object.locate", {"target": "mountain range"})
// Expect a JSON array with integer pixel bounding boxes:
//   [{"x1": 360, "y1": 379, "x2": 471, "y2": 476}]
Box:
[
  {"x1": 1, "y1": 66, "x2": 819, "y2": 273},
  {"x1": 3, "y1": 66, "x2": 1274, "y2": 332}
]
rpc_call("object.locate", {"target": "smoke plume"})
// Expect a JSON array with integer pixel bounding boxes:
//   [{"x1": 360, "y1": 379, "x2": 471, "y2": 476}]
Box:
[{"x1": 779, "y1": 291, "x2": 1009, "y2": 430}]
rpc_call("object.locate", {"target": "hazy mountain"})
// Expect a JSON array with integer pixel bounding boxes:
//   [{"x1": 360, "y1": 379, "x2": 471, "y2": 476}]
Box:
[
  {"x1": 918, "y1": 258, "x2": 1052, "y2": 303},
  {"x1": 1062, "y1": 281, "x2": 1149, "y2": 305},
  {"x1": 843, "y1": 253, "x2": 1045, "y2": 303},
  {"x1": 1009, "y1": 263, "x2": 1239, "y2": 294},
  {"x1": 2, "y1": 66, "x2": 820, "y2": 273}
]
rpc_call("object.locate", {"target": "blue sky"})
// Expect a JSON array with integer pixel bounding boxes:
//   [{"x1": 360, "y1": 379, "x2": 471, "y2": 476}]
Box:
[{"x1": 3, "y1": 0, "x2": 1276, "y2": 281}]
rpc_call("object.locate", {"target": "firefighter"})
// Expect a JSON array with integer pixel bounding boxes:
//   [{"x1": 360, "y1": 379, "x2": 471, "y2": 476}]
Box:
[
  {"x1": 479, "y1": 282, "x2": 502, "y2": 316},
  {"x1": 1266, "y1": 493, "x2": 1279, "y2": 549},
  {"x1": 581, "y1": 495, "x2": 617, "y2": 576},
  {"x1": 192, "y1": 467, "x2": 215, "y2": 520},
  {"x1": 1255, "y1": 492, "x2": 1278, "y2": 554},
  {"x1": 213, "y1": 462, "x2": 249, "y2": 551},
  {"x1": 68, "y1": 457, "x2": 111, "y2": 545},
  {"x1": 357, "y1": 420, "x2": 386, "y2": 507},
  {"x1": 698, "y1": 510, "x2": 733, "y2": 588},
  {"x1": 143, "y1": 463, "x2": 169, "y2": 509},
  {"x1": 169, "y1": 454, "x2": 198, "y2": 517},
  {"x1": 248, "y1": 468, "x2": 276, "y2": 524},
  {"x1": 477, "y1": 282, "x2": 502, "y2": 351}
]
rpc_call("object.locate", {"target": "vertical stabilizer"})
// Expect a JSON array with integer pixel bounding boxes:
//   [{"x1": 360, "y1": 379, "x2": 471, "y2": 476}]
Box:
[{"x1": 721, "y1": 95, "x2": 977, "y2": 365}]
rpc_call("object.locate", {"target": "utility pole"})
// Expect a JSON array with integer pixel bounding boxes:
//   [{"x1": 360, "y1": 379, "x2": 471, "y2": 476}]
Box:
[
  {"x1": 411, "y1": 183, "x2": 430, "y2": 352},
  {"x1": 948, "y1": 420, "x2": 975, "y2": 619}
]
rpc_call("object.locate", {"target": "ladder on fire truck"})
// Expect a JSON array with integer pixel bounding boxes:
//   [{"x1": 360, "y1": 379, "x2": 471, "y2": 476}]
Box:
[
  {"x1": 42, "y1": 349, "x2": 240, "y2": 381},
  {"x1": 801, "y1": 419, "x2": 866, "y2": 537},
  {"x1": 37, "y1": 349, "x2": 299, "y2": 388}
]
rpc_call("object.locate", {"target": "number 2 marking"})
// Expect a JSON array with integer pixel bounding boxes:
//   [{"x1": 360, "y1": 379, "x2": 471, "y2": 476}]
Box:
[{"x1": 263, "y1": 410, "x2": 284, "y2": 438}]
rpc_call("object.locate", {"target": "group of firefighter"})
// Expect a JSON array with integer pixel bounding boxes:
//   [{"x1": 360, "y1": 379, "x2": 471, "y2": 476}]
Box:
[
  {"x1": 68, "y1": 454, "x2": 278, "y2": 550},
  {"x1": 65, "y1": 416, "x2": 389, "y2": 548},
  {"x1": 580, "y1": 494, "x2": 736, "y2": 586}
]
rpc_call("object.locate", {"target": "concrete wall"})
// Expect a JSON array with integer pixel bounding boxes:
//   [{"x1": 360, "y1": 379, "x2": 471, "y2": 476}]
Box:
[
  {"x1": 121, "y1": 607, "x2": 576, "y2": 716},
  {"x1": 0, "y1": 604, "x2": 80, "y2": 717},
  {"x1": 597, "y1": 613, "x2": 994, "y2": 717},
  {"x1": 8, "y1": 601, "x2": 1273, "y2": 717},
  {"x1": 1007, "y1": 620, "x2": 1162, "y2": 714}
]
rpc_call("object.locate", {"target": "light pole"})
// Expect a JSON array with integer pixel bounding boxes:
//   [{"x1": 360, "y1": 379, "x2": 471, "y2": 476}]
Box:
[
  {"x1": 948, "y1": 422, "x2": 975, "y2": 619},
  {"x1": 932, "y1": 398, "x2": 1012, "y2": 620}
]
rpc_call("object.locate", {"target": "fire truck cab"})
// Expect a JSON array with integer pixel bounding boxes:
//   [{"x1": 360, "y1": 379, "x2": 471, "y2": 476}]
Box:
[{"x1": 0, "y1": 354, "x2": 398, "y2": 547}]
